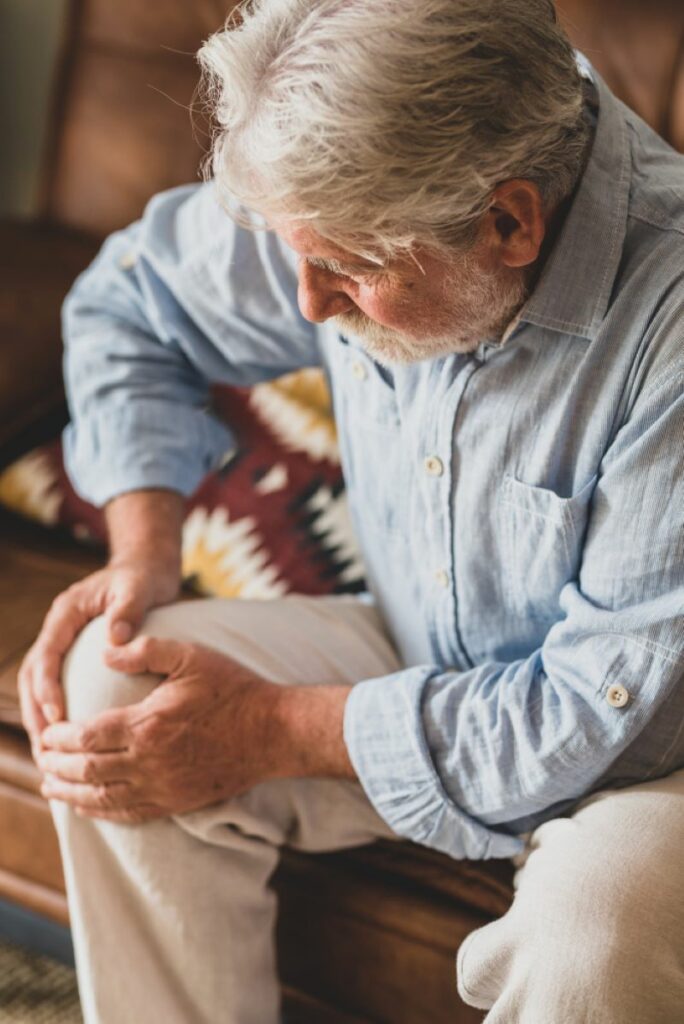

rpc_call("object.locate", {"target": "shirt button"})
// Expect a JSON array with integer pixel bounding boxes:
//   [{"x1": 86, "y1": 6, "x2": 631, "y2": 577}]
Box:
[
  {"x1": 351, "y1": 360, "x2": 368, "y2": 381},
  {"x1": 424, "y1": 455, "x2": 444, "y2": 477},
  {"x1": 434, "y1": 569, "x2": 450, "y2": 588},
  {"x1": 119, "y1": 250, "x2": 137, "y2": 270},
  {"x1": 606, "y1": 684, "x2": 630, "y2": 708}
]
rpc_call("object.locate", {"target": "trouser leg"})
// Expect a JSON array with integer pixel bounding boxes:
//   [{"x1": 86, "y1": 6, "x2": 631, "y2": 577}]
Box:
[
  {"x1": 50, "y1": 596, "x2": 400, "y2": 1024},
  {"x1": 456, "y1": 768, "x2": 684, "y2": 1023}
]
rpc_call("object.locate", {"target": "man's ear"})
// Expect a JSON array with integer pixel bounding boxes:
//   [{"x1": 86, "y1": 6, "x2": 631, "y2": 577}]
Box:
[{"x1": 484, "y1": 180, "x2": 547, "y2": 268}]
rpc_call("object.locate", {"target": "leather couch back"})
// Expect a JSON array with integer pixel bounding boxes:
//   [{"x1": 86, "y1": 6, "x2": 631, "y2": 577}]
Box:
[
  {"x1": 40, "y1": 0, "x2": 684, "y2": 238},
  {"x1": 558, "y1": 0, "x2": 684, "y2": 149},
  {"x1": 40, "y1": 1, "x2": 238, "y2": 236}
]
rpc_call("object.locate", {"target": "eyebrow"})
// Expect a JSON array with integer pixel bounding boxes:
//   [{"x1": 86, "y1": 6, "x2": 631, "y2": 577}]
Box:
[{"x1": 305, "y1": 255, "x2": 384, "y2": 276}]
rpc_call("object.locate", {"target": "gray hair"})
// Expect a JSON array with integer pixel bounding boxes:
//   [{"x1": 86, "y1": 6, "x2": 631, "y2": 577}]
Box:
[{"x1": 199, "y1": 0, "x2": 589, "y2": 259}]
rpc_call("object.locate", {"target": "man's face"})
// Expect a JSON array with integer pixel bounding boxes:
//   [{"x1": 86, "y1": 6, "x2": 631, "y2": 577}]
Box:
[{"x1": 274, "y1": 222, "x2": 528, "y2": 365}]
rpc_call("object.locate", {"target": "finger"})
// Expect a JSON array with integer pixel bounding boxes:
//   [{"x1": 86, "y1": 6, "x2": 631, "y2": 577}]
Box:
[
  {"x1": 17, "y1": 664, "x2": 48, "y2": 757},
  {"x1": 40, "y1": 777, "x2": 134, "y2": 811},
  {"x1": 30, "y1": 648, "x2": 65, "y2": 724},
  {"x1": 105, "y1": 579, "x2": 152, "y2": 646},
  {"x1": 30, "y1": 588, "x2": 96, "y2": 720},
  {"x1": 37, "y1": 749, "x2": 134, "y2": 786},
  {"x1": 34, "y1": 584, "x2": 96, "y2": 665},
  {"x1": 74, "y1": 804, "x2": 166, "y2": 824},
  {"x1": 104, "y1": 636, "x2": 187, "y2": 678},
  {"x1": 41, "y1": 709, "x2": 129, "y2": 753}
]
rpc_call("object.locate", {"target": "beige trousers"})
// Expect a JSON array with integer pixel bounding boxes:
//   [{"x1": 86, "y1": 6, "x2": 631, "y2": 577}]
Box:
[{"x1": 50, "y1": 597, "x2": 684, "y2": 1024}]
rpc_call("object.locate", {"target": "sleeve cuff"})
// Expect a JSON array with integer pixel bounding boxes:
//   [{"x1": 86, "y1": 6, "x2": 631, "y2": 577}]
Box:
[
  {"x1": 62, "y1": 403, "x2": 235, "y2": 507},
  {"x1": 344, "y1": 667, "x2": 525, "y2": 861}
]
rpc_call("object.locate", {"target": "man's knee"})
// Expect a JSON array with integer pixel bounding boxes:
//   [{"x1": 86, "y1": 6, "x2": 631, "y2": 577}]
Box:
[{"x1": 61, "y1": 603, "x2": 197, "y2": 722}]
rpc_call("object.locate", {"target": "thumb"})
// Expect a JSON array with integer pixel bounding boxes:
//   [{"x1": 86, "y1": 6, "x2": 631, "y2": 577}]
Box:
[{"x1": 105, "y1": 585, "x2": 150, "y2": 646}]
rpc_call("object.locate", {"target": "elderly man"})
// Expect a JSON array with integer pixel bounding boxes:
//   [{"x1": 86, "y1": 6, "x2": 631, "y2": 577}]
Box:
[{"x1": 18, "y1": 0, "x2": 684, "y2": 1021}]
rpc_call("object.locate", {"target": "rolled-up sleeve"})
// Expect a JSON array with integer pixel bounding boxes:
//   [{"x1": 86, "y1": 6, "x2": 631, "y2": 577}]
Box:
[
  {"x1": 62, "y1": 181, "x2": 318, "y2": 506},
  {"x1": 345, "y1": 365, "x2": 684, "y2": 860}
]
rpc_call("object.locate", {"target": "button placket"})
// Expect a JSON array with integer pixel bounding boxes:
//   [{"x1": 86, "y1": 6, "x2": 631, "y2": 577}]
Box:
[{"x1": 431, "y1": 357, "x2": 483, "y2": 669}]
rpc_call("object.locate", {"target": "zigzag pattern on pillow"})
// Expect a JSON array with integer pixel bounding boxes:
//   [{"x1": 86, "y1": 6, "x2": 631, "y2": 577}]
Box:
[{"x1": 0, "y1": 370, "x2": 366, "y2": 599}]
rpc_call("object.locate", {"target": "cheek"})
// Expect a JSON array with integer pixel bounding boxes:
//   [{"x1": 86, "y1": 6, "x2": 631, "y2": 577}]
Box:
[{"x1": 355, "y1": 286, "x2": 420, "y2": 329}]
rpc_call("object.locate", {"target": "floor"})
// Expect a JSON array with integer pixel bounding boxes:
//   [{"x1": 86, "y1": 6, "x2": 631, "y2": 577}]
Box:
[{"x1": 0, "y1": 938, "x2": 82, "y2": 1023}]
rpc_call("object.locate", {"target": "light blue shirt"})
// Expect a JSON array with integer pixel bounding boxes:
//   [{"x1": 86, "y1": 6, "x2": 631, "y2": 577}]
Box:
[{"x1": 62, "y1": 71, "x2": 684, "y2": 860}]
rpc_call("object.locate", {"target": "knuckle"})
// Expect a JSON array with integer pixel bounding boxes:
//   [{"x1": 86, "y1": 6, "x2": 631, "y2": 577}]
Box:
[
  {"x1": 134, "y1": 715, "x2": 159, "y2": 748},
  {"x1": 97, "y1": 785, "x2": 116, "y2": 809},
  {"x1": 30, "y1": 637, "x2": 50, "y2": 661},
  {"x1": 111, "y1": 566, "x2": 141, "y2": 593},
  {"x1": 177, "y1": 642, "x2": 193, "y2": 663},
  {"x1": 78, "y1": 725, "x2": 96, "y2": 751},
  {"x1": 139, "y1": 636, "x2": 155, "y2": 656},
  {"x1": 19, "y1": 643, "x2": 36, "y2": 671},
  {"x1": 49, "y1": 591, "x2": 72, "y2": 616},
  {"x1": 83, "y1": 756, "x2": 98, "y2": 783},
  {"x1": 119, "y1": 576, "x2": 142, "y2": 599}
]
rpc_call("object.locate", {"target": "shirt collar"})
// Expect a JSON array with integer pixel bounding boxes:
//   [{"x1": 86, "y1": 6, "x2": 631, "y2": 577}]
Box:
[{"x1": 516, "y1": 70, "x2": 632, "y2": 342}]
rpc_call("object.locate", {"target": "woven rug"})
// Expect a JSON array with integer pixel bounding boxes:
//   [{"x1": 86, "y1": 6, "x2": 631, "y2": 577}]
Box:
[{"x1": 0, "y1": 940, "x2": 82, "y2": 1023}]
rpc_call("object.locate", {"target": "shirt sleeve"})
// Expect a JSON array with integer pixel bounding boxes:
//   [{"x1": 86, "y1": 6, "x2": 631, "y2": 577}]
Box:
[
  {"x1": 344, "y1": 354, "x2": 684, "y2": 861},
  {"x1": 62, "y1": 181, "x2": 318, "y2": 506}
]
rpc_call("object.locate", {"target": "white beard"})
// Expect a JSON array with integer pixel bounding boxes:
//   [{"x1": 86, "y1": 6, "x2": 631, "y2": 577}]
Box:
[{"x1": 334, "y1": 255, "x2": 527, "y2": 366}]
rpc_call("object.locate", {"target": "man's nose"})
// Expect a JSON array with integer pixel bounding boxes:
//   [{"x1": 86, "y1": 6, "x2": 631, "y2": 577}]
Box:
[{"x1": 297, "y1": 261, "x2": 355, "y2": 322}]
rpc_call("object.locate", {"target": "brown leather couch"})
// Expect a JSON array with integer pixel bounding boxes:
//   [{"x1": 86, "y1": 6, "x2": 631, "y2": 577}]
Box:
[{"x1": 1, "y1": 3, "x2": 683, "y2": 1021}]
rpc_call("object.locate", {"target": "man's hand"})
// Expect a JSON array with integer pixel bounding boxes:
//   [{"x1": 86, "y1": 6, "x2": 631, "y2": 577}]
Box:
[
  {"x1": 19, "y1": 487, "x2": 185, "y2": 762},
  {"x1": 36, "y1": 638, "x2": 283, "y2": 823},
  {"x1": 18, "y1": 562, "x2": 180, "y2": 760}
]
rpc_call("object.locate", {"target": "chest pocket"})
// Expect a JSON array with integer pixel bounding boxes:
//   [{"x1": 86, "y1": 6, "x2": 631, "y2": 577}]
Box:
[
  {"x1": 328, "y1": 337, "x2": 407, "y2": 539},
  {"x1": 499, "y1": 473, "x2": 598, "y2": 634}
]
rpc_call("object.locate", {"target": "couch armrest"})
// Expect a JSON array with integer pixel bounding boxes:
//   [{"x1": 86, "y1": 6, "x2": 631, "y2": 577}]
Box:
[{"x1": 0, "y1": 220, "x2": 100, "y2": 466}]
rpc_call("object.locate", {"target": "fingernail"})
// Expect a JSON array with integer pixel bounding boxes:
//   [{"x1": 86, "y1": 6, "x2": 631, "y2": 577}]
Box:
[
  {"x1": 110, "y1": 621, "x2": 132, "y2": 644},
  {"x1": 43, "y1": 703, "x2": 60, "y2": 723}
]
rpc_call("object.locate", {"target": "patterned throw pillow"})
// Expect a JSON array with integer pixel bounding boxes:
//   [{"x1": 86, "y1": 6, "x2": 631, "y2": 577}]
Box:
[{"x1": 0, "y1": 370, "x2": 366, "y2": 598}]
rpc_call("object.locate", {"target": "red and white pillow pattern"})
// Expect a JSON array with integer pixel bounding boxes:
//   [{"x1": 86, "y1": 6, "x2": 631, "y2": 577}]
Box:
[{"x1": 0, "y1": 370, "x2": 366, "y2": 599}]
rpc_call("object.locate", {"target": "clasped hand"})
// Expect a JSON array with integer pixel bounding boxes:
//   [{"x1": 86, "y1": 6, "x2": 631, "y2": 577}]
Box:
[{"x1": 37, "y1": 638, "x2": 280, "y2": 823}]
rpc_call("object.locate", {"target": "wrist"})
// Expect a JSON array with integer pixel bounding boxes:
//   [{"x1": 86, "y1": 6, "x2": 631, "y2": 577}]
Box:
[
  {"x1": 266, "y1": 684, "x2": 356, "y2": 781},
  {"x1": 108, "y1": 548, "x2": 181, "y2": 577},
  {"x1": 105, "y1": 488, "x2": 184, "y2": 577}
]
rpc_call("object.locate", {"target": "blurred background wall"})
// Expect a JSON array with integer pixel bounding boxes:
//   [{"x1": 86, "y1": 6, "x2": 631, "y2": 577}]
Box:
[{"x1": 0, "y1": 0, "x2": 67, "y2": 216}]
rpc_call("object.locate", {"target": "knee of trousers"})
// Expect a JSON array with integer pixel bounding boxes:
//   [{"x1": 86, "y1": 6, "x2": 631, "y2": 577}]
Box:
[
  {"x1": 61, "y1": 603, "x2": 199, "y2": 722},
  {"x1": 458, "y1": 779, "x2": 684, "y2": 1017}
]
